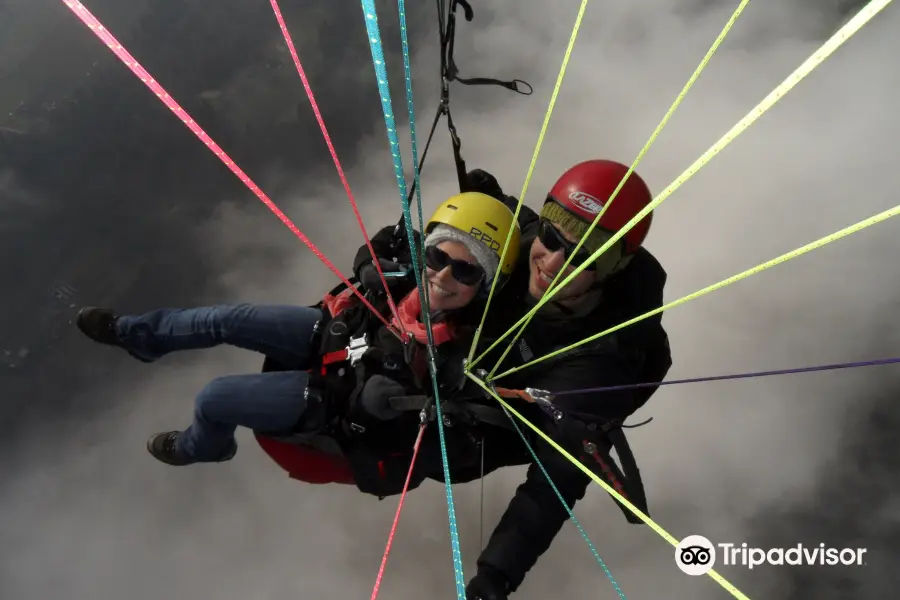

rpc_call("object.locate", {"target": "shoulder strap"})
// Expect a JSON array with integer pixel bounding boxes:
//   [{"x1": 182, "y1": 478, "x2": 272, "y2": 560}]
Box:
[{"x1": 583, "y1": 427, "x2": 649, "y2": 525}]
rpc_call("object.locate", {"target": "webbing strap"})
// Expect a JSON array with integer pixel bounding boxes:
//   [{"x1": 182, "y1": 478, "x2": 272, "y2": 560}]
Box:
[
  {"x1": 388, "y1": 395, "x2": 514, "y2": 431},
  {"x1": 443, "y1": 1, "x2": 532, "y2": 95},
  {"x1": 439, "y1": 0, "x2": 531, "y2": 194},
  {"x1": 320, "y1": 349, "x2": 349, "y2": 366},
  {"x1": 587, "y1": 428, "x2": 648, "y2": 526}
]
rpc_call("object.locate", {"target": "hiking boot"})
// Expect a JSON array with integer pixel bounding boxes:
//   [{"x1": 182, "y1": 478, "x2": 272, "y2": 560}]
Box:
[
  {"x1": 146, "y1": 431, "x2": 237, "y2": 466},
  {"x1": 146, "y1": 431, "x2": 196, "y2": 466},
  {"x1": 76, "y1": 307, "x2": 123, "y2": 347},
  {"x1": 77, "y1": 306, "x2": 155, "y2": 363}
]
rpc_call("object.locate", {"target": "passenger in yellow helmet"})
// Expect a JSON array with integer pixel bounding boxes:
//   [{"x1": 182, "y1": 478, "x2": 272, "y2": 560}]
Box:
[
  {"x1": 356, "y1": 191, "x2": 519, "y2": 319},
  {"x1": 73, "y1": 191, "x2": 519, "y2": 476}
]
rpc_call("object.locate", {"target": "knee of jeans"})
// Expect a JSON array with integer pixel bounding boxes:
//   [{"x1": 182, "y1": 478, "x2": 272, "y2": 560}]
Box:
[{"x1": 194, "y1": 377, "x2": 234, "y2": 420}]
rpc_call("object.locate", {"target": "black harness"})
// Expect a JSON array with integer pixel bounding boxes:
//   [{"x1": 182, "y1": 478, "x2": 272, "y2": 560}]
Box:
[{"x1": 386, "y1": 376, "x2": 652, "y2": 525}]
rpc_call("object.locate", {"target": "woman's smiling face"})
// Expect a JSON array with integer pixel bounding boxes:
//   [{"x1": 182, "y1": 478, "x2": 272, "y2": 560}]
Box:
[{"x1": 425, "y1": 240, "x2": 481, "y2": 312}]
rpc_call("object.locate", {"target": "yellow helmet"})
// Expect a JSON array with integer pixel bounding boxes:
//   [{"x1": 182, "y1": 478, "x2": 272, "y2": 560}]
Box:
[{"x1": 425, "y1": 191, "x2": 521, "y2": 278}]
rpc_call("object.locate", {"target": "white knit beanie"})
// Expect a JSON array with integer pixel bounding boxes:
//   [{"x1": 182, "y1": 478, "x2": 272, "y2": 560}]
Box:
[{"x1": 424, "y1": 224, "x2": 499, "y2": 285}]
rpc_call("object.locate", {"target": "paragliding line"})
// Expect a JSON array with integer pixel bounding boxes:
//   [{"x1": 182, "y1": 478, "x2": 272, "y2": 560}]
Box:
[
  {"x1": 495, "y1": 401, "x2": 626, "y2": 599},
  {"x1": 548, "y1": 355, "x2": 900, "y2": 397},
  {"x1": 57, "y1": 0, "x2": 398, "y2": 335},
  {"x1": 483, "y1": 0, "x2": 752, "y2": 377},
  {"x1": 467, "y1": 0, "x2": 590, "y2": 365},
  {"x1": 369, "y1": 423, "x2": 427, "y2": 600},
  {"x1": 396, "y1": 0, "x2": 429, "y2": 304},
  {"x1": 402, "y1": 0, "x2": 531, "y2": 270},
  {"x1": 359, "y1": 1, "x2": 466, "y2": 596},
  {"x1": 496, "y1": 201, "x2": 900, "y2": 379},
  {"x1": 474, "y1": 0, "x2": 895, "y2": 371},
  {"x1": 467, "y1": 372, "x2": 751, "y2": 600},
  {"x1": 268, "y1": 0, "x2": 405, "y2": 335},
  {"x1": 56, "y1": 0, "x2": 893, "y2": 599},
  {"x1": 478, "y1": 439, "x2": 485, "y2": 551}
]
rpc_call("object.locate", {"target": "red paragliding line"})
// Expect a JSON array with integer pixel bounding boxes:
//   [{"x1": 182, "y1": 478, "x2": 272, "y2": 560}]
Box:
[
  {"x1": 369, "y1": 423, "x2": 426, "y2": 600},
  {"x1": 59, "y1": 0, "x2": 397, "y2": 333},
  {"x1": 267, "y1": 0, "x2": 405, "y2": 336}
]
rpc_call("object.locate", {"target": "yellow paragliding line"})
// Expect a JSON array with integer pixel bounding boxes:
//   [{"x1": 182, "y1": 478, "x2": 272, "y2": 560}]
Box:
[
  {"x1": 466, "y1": 372, "x2": 752, "y2": 600},
  {"x1": 483, "y1": 0, "x2": 752, "y2": 378},
  {"x1": 495, "y1": 201, "x2": 900, "y2": 378},
  {"x1": 467, "y1": 0, "x2": 591, "y2": 365},
  {"x1": 56, "y1": 0, "x2": 896, "y2": 598},
  {"x1": 472, "y1": 0, "x2": 895, "y2": 373}
]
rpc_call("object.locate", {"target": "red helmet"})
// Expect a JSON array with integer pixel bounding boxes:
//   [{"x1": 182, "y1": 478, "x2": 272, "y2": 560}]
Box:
[{"x1": 545, "y1": 159, "x2": 654, "y2": 254}]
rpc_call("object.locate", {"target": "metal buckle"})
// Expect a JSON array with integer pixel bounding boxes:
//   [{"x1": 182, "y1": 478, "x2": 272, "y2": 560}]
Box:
[
  {"x1": 473, "y1": 368, "x2": 498, "y2": 399},
  {"x1": 346, "y1": 334, "x2": 368, "y2": 366},
  {"x1": 525, "y1": 387, "x2": 564, "y2": 421},
  {"x1": 524, "y1": 387, "x2": 554, "y2": 404},
  {"x1": 450, "y1": 357, "x2": 468, "y2": 391}
]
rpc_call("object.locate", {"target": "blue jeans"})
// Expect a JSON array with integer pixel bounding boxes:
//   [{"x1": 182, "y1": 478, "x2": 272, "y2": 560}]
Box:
[{"x1": 115, "y1": 304, "x2": 324, "y2": 462}]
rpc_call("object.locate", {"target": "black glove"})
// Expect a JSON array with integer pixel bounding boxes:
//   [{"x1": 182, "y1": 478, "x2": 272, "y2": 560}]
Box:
[
  {"x1": 465, "y1": 169, "x2": 505, "y2": 200},
  {"x1": 358, "y1": 374, "x2": 407, "y2": 421},
  {"x1": 465, "y1": 169, "x2": 524, "y2": 217},
  {"x1": 466, "y1": 566, "x2": 511, "y2": 600},
  {"x1": 359, "y1": 258, "x2": 409, "y2": 293},
  {"x1": 438, "y1": 355, "x2": 467, "y2": 394}
]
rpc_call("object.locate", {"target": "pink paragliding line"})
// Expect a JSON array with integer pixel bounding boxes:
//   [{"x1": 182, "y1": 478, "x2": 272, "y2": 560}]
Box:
[
  {"x1": 59, "y1": 0, "x2": 397, "y2": 333},
  {"x1": 267, "y1": 0, "x2": 405, "y2": 335},
  {"x1": 370, "y1": 423, "x2": 427, "y2": 600}
]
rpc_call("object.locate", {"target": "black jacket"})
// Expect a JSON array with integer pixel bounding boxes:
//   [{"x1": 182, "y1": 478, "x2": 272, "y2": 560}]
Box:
[{"x1": 458, "y1": 172, "x2": 673, "y2": 592}]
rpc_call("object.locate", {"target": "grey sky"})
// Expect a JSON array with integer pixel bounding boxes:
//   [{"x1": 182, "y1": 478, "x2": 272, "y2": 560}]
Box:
[{"x1": 2, "y1": 0, "x2": 899, "y2": 598}]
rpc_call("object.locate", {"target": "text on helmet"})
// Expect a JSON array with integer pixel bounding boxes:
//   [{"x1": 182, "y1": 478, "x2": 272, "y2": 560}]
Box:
[
  {"x1": 569, "y1": 190, "x2": 605, "y2": 215},
  {"x1": 468, "y1": 227, "x2": 502, "y2": 252}
]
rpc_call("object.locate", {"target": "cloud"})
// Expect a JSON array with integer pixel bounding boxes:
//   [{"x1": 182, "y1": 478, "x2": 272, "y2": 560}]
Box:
[{"x1": 3, "y1": 1, "x2": 900, "y2": 599}]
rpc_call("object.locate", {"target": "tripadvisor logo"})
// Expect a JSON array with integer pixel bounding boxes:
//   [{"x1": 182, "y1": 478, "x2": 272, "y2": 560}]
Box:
[
  {"x1": 675, "y1": 535, "x2": 868, "y2": 575},
  {"x1": 676, "y1": 535, "x2": 716, "y2": 576}
]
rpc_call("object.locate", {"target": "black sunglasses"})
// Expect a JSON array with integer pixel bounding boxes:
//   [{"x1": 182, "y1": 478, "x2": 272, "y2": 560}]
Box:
[
  {"x1": 537, "y1": 218, "x2": 596, "y2": 271},
  {"x1": 425, "y1": 245, "x2": 485, "y2": 286}
]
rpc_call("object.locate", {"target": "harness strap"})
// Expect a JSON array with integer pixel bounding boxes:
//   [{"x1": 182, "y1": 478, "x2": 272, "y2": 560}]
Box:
[
  {"x1": 440, "y1": 0, "x2": 531, "y2": 193},
  {"x1": 392, "y1": 383, "x2": 650, "y2": 524},
  {"x1": 322, "y1": 348, "x2": 350, "y2": 366},
  {"x1": 384, "y1": 0, "x2": 532, "y2": 264},
  {"x1": 388, "y1": 395, "x2": 514, "y2": 431},
  {"x1": 585, "y1": 427, "x2": 648, "y2": 525},
  {"x1": 452, "y1": 75, "x2": 532, "y2": 93},
  {"x1": 345, "y1": 360, "x2": 373, "y2": 433},
  {"x1": 320, "y1": 334, "x2": 369, "y2": 372}
]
